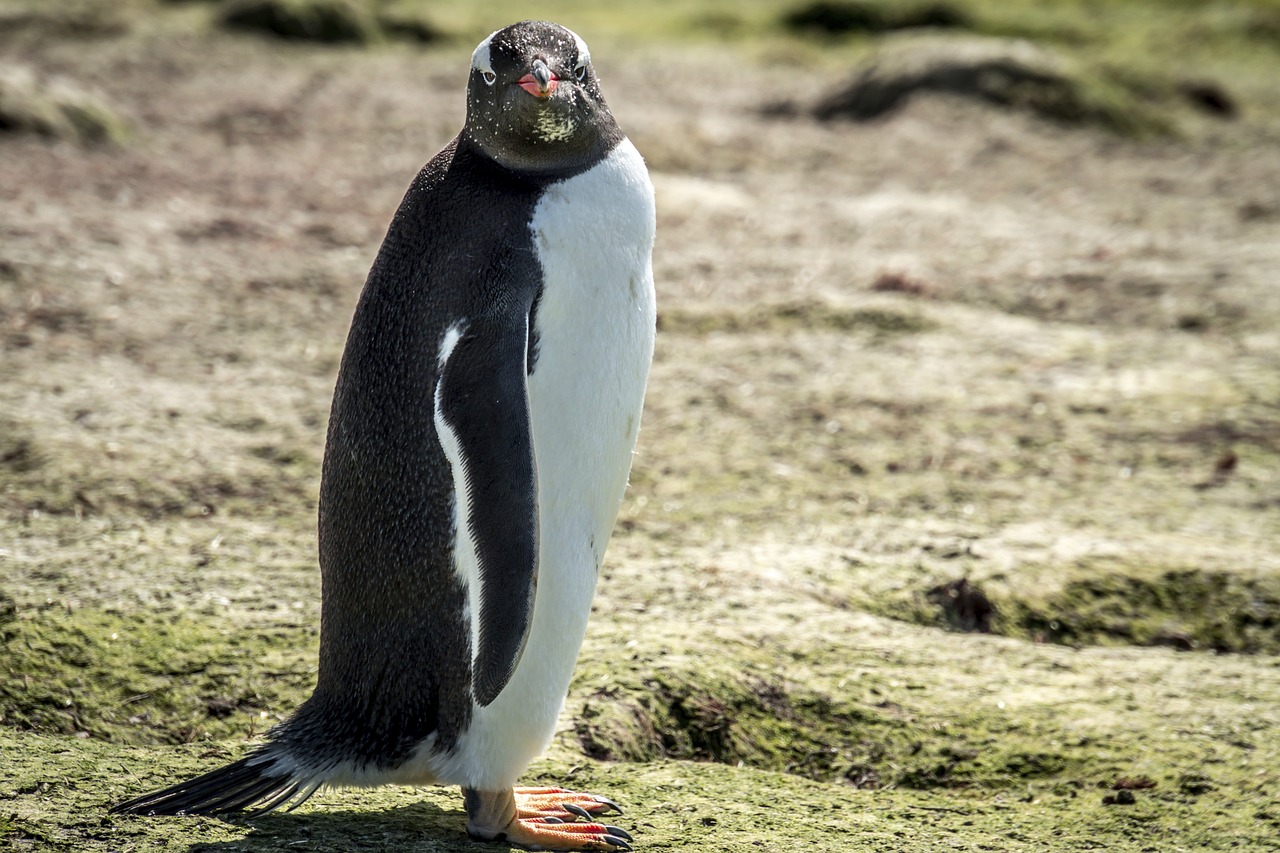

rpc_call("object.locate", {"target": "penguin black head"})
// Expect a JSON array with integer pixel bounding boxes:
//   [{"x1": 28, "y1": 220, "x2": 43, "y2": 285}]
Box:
[{"x1": 465, "y1": 21, "x2": 623, "y2": 177}]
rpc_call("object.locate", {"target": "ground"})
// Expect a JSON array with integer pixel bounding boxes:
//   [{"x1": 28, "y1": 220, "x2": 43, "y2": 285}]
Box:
[{"x1": 2, "y1": 0, "x2": 1280, "y2": 851}]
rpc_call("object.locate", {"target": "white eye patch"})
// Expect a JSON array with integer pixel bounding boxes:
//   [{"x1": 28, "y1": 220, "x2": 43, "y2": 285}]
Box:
[
  {"x1": 471, "y1": 29, "x2": 500, "y2": 85},
  {"x1": 566, "y1": 26, "x2": 590, "y2": 71}
]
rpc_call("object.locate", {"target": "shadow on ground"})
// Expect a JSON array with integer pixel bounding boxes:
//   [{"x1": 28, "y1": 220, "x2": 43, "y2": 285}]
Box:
[{"x1": 185, "y1": 801, "x2": 470, "y2": 853}]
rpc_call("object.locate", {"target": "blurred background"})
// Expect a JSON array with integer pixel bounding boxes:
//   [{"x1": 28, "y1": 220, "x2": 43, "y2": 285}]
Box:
[{"x1": 1, "y1": 1, "x2": 1279, "y2": 850}]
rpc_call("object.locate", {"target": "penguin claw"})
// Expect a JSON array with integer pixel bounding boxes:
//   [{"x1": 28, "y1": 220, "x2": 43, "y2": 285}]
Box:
[
  {"x1": 592, "y1": 796, "x2": 623, "y2": 815},
  {"x1": 504, "y1": 818, "x2": 636, "y2": 852},
  {"x1": 493, "y1": 786, "x2": 636, "y2": 851},
  {"x1": 563, "y1": 803, "x2": 593, "y2": 821}
]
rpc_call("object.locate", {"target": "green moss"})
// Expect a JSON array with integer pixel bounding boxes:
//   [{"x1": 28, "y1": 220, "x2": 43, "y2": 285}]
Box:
[
  {"x1": 878, "y1": 563, "x2": 1280, "y2": 655},
  {"x1": 1000, "y1": 567, "x2": 1280, "y2": 653},
  {"x1": 0, "y1": 606, "x2": 315, "y2": 744},
  {"x1": 569, "y1": 629, "x2": 1108, "y2": 795},
  {"x1": 573, "y1": 651, "x2": 901, "y2": 777},
  {"x1": 3, "y1": 579, "x2": 1280, "y2": 850},
  {"x1": 5, "y1": 603, "x2": 1276, "y2": 850}
]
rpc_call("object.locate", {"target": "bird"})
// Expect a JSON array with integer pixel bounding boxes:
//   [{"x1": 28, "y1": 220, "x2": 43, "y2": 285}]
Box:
[{"x1": 110, "y1": 20, "x2": 655, "y2": 852}]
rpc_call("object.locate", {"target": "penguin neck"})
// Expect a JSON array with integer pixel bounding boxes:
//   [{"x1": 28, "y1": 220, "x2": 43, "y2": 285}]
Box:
[{"x1": 457, "y1": 126, "x2": 622, "y2": 185}]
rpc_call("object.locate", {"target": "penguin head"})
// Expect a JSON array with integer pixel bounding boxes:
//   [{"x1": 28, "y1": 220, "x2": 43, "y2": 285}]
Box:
[{"x1": 465, "y1": 21, "x2": 622, "y2": 176}]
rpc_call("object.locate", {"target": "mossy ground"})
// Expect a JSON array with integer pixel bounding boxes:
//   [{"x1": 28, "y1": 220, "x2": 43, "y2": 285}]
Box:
[
  {"x1": 3, "y1": 0, "x2": 1280, "y2": 850},
  {"x1": 5, "y1": 603, "x2": 1280, "y2": 850}
]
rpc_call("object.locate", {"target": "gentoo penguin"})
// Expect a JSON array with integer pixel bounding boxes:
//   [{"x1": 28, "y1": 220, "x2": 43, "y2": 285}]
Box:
[{"x1": 111, "y1": 20, "x2": 655, "y2": 852}]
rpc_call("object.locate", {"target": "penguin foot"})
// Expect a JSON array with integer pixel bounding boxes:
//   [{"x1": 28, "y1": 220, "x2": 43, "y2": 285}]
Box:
[
  {"x1": 504, "y1": 817, "x2": 633, "y2": 851},
  {"x1": 464, "y1": 786, "x2": 633, "y2": 851},
  {"x1": 513, "y1": 786, "x2": 623, "y2": 820}
]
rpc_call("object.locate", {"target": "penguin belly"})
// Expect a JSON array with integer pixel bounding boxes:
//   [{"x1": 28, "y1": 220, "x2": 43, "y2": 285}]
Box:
[{"x1": 424, "y1": 138, "x2": 656, "y2": 791}]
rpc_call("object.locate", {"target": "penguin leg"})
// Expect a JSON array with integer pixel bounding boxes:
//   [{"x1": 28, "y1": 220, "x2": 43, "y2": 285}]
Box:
[{"x1": 463, "y1": 786, "x2": 633, "y2": 851}]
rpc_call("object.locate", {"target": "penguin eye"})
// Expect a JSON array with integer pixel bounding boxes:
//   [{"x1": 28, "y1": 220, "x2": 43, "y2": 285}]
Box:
[
  {"x1": 480, "y1": 70, "x2": 496, "y2": 86},
  {"x1": 574, "y1": 61, "x2": 587, "y2": 82}
]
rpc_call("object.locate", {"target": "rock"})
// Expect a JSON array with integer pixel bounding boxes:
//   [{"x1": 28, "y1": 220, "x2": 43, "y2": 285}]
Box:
[
  {"x1": 0, "y1": 65, "x2": 129, "y2": 145},
  {"x1": 811, "y1": 34, "x2": 1170, "y2": 136},
  {"x1": 217, "y1": 0, "x2": 382, "y2": 44}
]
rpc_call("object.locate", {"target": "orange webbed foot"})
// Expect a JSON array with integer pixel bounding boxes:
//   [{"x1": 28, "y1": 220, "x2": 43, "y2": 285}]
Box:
[
  {"x1": 514, "y1": 786, "x2": 623, "y2": 822},
  {"x1": 465, "y1": 785, "x2": 632, "y2": 851}
]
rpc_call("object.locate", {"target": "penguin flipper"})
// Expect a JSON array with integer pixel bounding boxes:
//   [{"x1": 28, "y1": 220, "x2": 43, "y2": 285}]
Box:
[
  {"x1": 108, "y1": 749, "x2": 316, "y2": 816},
  {"x1": 435, "y1": 306, "x2": 539, "y2": 708}
]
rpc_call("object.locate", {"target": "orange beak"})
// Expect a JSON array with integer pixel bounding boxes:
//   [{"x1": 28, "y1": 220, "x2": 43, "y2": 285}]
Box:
[{"x1": 518, "y1": 58, "x2": 558, "y2": 98}]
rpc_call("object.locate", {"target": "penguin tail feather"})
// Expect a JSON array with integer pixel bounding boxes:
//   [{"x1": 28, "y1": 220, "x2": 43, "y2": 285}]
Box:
[{"x1": 109, "y1": 748, "x2": 322, "y2": 817}]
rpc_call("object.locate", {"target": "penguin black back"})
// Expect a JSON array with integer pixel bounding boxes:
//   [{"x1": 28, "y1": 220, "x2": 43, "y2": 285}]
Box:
[{"x1": 307, "y1": 139, "x2": 554, "y2": 764}]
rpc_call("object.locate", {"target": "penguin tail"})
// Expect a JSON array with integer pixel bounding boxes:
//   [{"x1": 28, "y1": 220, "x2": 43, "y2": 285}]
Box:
[{"x1": 109, "y1": 746, "x2": 322, "y2": 817}]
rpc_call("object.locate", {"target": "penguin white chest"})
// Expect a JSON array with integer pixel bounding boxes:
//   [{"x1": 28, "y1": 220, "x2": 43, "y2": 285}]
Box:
[
  {"x1": 526, "y1": 136, "x2": 657, "y2": 585},
  {"x1": 429, "y1": 139, "x2": 655, "y2": 791},
  {"x1": 524, "y1": 134, "x2": 660, "y2": 550}
]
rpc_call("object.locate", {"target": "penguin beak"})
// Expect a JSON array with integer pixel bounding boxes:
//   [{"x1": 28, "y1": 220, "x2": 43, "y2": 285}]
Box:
[{"x1": 518, "y1": 58, "x2": 558, "y2": 98}]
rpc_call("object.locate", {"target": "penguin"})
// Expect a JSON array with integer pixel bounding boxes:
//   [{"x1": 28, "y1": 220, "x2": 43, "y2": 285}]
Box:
[{"x1": 110, "y1": 20, "x2": 655, "y2": 852}]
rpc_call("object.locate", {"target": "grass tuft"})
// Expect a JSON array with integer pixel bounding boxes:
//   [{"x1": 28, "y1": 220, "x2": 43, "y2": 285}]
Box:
[{"x1": 0, "y1": 65, "x2": 130, "y2": 145}]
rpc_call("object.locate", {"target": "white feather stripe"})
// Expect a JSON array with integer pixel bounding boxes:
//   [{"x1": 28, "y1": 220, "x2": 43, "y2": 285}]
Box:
[
  {"x1": 564, "y1": 25, "x2": 590, "y2": 67},
  {"x1": 432, "y1": 321, "x2": 481, "y2": 693}
]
